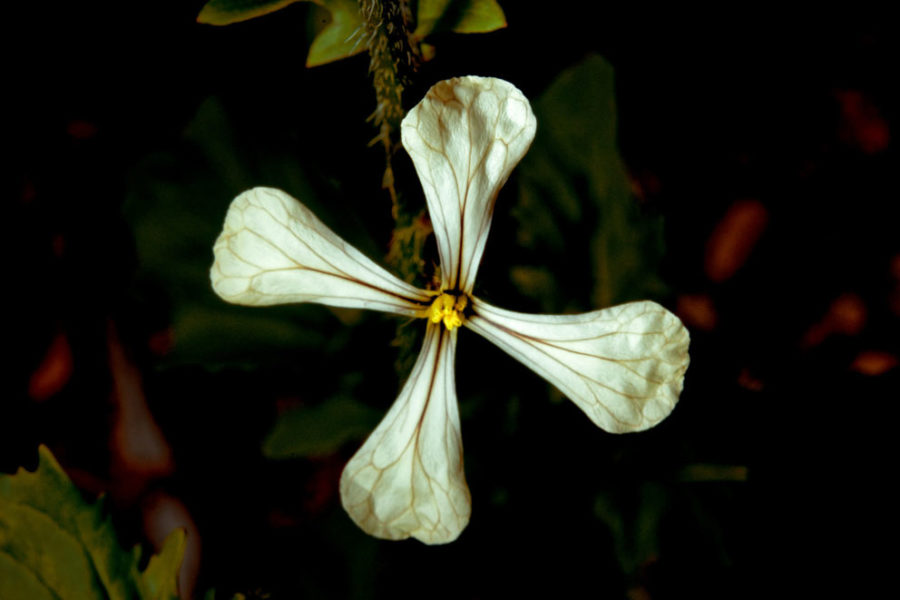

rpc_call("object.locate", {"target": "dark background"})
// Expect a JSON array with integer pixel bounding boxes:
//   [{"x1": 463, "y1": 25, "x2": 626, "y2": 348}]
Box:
[{"x1": 8, "y1": 4, "x2": 898, "y2": 598}]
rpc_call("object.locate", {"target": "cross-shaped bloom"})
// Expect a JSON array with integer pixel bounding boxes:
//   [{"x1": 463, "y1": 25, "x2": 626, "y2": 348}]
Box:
[{"x1": 210, "y1": 77, "x2": 690, "y2": 544}]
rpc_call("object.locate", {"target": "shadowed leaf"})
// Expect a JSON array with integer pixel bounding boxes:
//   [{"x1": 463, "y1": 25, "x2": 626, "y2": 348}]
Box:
[
  {"x1": 517, "y1": 55, "x2": 667, "y2": 309},
  {"x1": 264, "y1": 396, "x2": 382, "y2": 458},
  {"x1": 198, "y1": 0, "x2": 306, "y2": 26},
  {"x1": 123, "y1": 97, "x2": 352, "y2": 366}
]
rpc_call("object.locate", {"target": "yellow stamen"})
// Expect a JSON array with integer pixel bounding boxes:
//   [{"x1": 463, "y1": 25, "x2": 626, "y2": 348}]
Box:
[{"x1": 426, "y1": 292, "x2": 468, "y2": 331}]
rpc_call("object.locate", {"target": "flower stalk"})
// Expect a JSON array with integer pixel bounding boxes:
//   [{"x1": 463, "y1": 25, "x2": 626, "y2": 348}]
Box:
[
  {"x1": 360, "y1": 0, "x2": 420, "y2": 217},
  {"x1": 360, "y1": 0, "x2": 429, "y2": 375}
]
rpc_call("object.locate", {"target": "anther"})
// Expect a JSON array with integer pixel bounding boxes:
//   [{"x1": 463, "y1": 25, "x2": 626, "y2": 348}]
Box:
[{"x1": 426, "y1": 292, "x2": 468, "y2": 330}]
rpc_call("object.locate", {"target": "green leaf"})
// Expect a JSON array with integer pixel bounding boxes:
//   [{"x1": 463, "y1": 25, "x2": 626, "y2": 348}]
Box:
[
  {"x1": 263, "y1": 396, "x2": 382, "y2": 458},
  {"x1": 516, "y1": 55, "x2": 667, "y2": 309},
  {"x1": 198, "y1": 0, "x2": 503, "y2": 67},
  {"x1": 197, "y1": 0, "x2": 365, "y2": 67},
  {"x1": 415, "y1": 0, "x2": 506, "y2": 37},
  {"x1": 0, "y1": 446, "x2": 184, "y2": 600},
  {"x1": 197, "y1": 0, "x2": 305, "y2": 25},
  {"x1": 306, "y1": 0, "x2": 366, "y2": 67}
]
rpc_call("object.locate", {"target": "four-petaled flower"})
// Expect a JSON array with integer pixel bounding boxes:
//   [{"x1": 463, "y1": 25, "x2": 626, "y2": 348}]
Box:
[{"x1": 210, "y1": 77, "x2": 690, "y2": 544}]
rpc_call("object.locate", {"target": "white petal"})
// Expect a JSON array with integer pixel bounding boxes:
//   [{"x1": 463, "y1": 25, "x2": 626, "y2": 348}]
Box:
[
  {"x1": 210, "y1": 187, "x2": 430, "y2": 315},
  {"x1": 340, "y1": 324, "x2": 470, "y2": 544},
  {"x1": 401, "y1": 77, "x2": 537, "y2": 293},
  {"x1": 465, "y1": 299, "x2": 690, "y2": 433}
]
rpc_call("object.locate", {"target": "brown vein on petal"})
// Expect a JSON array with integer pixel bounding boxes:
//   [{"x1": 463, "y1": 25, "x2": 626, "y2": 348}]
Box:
[
  {"x1": 343, "y1": 326, "x2": 444, "y2": 538},
  {"x1": 409, "y1": 327, "x2": 446, "y2": 531},
  {"x1": 467, "y1": 316, "x2": 652, "y2": 429},
  {"x1": 256, "y1": 189, "x2": 421, "y2": 298},
  {"x1": 224, "y1": 209, "x2": 424, "y2": 308},
  {"x1": 472, "y1": 303, "x2": 685, "y2": 357},
  {"x1": 409, "y1": 121, "x2": 459, "y2": 287},
  {"x1": 470, "y1": 305, "x2": 681, "y2": 379},
  {"x1": 470, "y1": 314, "x2": 652, "y2": 399},
  {"x1": 252, "y1": 194, "x2": 423, "y2": 300}
]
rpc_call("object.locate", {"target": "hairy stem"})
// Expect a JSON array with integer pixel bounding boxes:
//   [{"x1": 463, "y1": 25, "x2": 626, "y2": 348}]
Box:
[
  {"x1": 360, "y1": 0, "x2": 420, "y2": 219},
  {"x1": 360, "y1": 0, "x2": 430, "y2": 376}
]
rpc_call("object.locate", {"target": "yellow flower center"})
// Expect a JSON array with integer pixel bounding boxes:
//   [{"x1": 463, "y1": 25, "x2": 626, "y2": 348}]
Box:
[{"x1": 426, "y1": 291, "x2": 468, "y2": 331}]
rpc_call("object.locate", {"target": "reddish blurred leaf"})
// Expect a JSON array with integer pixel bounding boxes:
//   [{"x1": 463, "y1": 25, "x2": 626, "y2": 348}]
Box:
[
  {"x1": 28, "y1": 331, "x2": 73, "y2": 401},
  {"x1": 676, "y1": 293, "x2": 717, "y2": 331},
  {"x1": 108, "y1": 320, "x2": 174, "y2": 486},
  {"x1": 305, "y1": 455, "x2": 343, "y2": 514},
  {"x1": 737, "y1": 367, "x2": 764, "y2": 392},
  {"x1": 679, "y1": 463, "x2": 748, "y2": 482},
  {"x1": 66, "y1": 120, "x2": 98, "y2": 140},
  {"x1": 142, "y1": 492, "x2": 201, "y2": 600},
  {"x1": 705, "y1": 199, "x2": 768, "y2": 283},
  {"x1": 147, "y1": 327, "x2": 175, "y2": 357},
  {"x1": 891, "y1": 254, "x2": 900, "y2": 317},
  {"x1": 21, "y1": 180, "x2": 37, "y2": 204},
  {"x1": 802, "y1": 293, "x2": 867, "y2": 347},
  {"x1": 51, "y1": 233, "x2": 66, "y2": 258},
  {"x1": 836, "y1": 90, "x2": 890, "y2": 154},
  {"x1": 850, "y1": 351, "x2": 898, "y2": 375}
]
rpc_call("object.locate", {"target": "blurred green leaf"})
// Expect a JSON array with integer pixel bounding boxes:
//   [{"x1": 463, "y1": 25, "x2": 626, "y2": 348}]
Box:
[
  {"x1": 263, "y1": 396, "x2": 382, "y2": 458},
  {"x1": 679, "y1": 464, "x2": 749, "y2": 482},
  {"x1": 197, "y1": 0, "x2": 305, "y2": 25},
  {"x1": 517, "y1": 55, "x2": 667, "y2": 309},
  {"x1": 0, "y1": 446, "x2": 185, "y2": 600},
  {"x1": 415, "y1": 0, "x2": 506, "y2": 37},
  {"x1": 594, "y1": 482, "x2": 667, "y2": 577},
  {"x1": 124, "y1": 97, "x2": 354, "y2": 366}
]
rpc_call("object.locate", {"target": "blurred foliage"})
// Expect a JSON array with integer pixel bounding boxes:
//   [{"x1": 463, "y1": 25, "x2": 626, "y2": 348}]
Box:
[
  {"x1": 0, "y1": 447, "x2": 185, "y2": 600},
  {"x1": 197, "y1": 0, "x2": 506, "y2": 66},
  {"x1": 123, "y1": 97, "x2": 367, "y2": 367},
  {"x1": 594, "y1": 482, "x2": 667, "y2": 577},
  {"x1": 264, "y1": 394, "x2": 382, "y2": 458},
  {"x1": 515, "y1": 54, "x2": 667, "y2": 310}
]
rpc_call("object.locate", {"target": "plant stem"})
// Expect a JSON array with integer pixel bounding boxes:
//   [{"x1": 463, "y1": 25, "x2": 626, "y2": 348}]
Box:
[
  {"x1": 360, "y1": 0, "x2": 420, "y2": 220},
  {"x1": 360, "y1": 0, "x2": 431, "y2": 377}
]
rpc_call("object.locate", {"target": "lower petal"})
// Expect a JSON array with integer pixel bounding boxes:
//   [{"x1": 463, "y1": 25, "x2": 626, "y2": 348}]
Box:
[
  {"x1": 340, "y1": 324, "x2": 470, "y2": 544},
  {"x1": 465, "y1": 299, "x2": 690, "y2": 433}
]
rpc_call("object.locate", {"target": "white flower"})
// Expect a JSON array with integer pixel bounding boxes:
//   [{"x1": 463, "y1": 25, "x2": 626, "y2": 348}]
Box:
[{"x1": 210, "y1": 76, "x2": 690, "y2": 544}]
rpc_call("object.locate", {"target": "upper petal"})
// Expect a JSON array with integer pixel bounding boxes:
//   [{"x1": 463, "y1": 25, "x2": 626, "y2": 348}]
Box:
[
  {"x1": 210, "y1": 187, "x2": 430, "y2": 315},
  {"x1": 465, "y1": 299, "x2": 690, "y2": 433},
  {"x1": 401, "y1": 77, "x2": 537, "y2": 293},
  {"x1": 340, "y1": 323, "x2": 470, "y2": 544}
]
